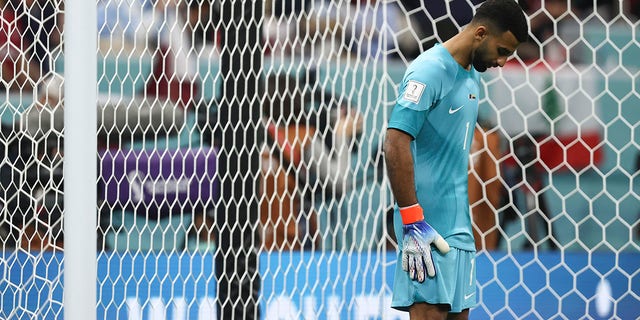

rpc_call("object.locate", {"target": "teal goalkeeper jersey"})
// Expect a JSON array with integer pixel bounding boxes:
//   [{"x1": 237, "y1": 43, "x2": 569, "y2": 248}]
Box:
[{"x1": 388, "y1": 43, "x2": 480, "y2": 251}]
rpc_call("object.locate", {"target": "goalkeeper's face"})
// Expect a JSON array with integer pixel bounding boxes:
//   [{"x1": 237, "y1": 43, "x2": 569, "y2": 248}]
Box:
[{"x1": 472, "y1": 30, "x2": 519, "y2": 72}]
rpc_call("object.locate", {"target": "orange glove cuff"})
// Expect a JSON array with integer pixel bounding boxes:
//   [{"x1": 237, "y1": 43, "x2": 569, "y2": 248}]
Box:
[{"x1": 400, "y1": 204, "x2": 424, "y2": 225}]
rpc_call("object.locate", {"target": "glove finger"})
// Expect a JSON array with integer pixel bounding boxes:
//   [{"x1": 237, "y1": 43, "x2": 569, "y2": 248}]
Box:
[
  {"x1": 402, "y1": 251, "x2": 409, "y2": 272},
  {"x1": 433, "y1": 236, "x2": 450, "y2": 254},
  {"x1": 423, "y1": 248, "x2": 436, "y2": 278},
  {"x1": 408, "y1": 255, "x2": 416, "y2": 280},
  {"x1": 416, "y1": 255, "x2": 425, "y2": 283}
]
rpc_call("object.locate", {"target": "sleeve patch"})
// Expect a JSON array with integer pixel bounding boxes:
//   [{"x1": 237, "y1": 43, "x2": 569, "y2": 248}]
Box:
[{"x1": 403, "y1": 80, "x2": 426, "y2": 104}]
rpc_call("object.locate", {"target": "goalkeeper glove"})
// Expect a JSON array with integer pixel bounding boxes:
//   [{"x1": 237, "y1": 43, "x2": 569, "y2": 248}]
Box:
[{"x1": 400, "y1": 204, "x2": 450, "y2": 282}]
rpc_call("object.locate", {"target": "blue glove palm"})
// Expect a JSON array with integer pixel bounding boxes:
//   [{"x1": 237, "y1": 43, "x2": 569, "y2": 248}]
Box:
[{"x1": 401, "y1": 220, "x2": 450, "y2": 282}]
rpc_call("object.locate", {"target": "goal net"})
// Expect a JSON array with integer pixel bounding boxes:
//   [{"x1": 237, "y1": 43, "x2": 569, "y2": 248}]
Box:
[{"x1": 0, "y1": 0, "x2": 638, "y2": 319}]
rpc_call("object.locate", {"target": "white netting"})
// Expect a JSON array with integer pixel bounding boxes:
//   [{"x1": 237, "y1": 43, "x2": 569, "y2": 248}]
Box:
[{"x1": 0, "y1": 0, "x2": 638, "y2": 319}]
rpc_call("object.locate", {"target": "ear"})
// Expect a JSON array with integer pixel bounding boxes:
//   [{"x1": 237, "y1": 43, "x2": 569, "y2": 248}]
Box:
[{"x1": 474, "y1": 25, "x2": 489, "y2": 41}]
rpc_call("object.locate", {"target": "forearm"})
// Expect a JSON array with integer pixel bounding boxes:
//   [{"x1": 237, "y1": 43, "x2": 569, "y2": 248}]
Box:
[
  {"x1": 483, "y1": 131, "x2": 502, "y2": 208},
  {"x1": 383, "y1": 128, "x2": 418, "y2": 207}
]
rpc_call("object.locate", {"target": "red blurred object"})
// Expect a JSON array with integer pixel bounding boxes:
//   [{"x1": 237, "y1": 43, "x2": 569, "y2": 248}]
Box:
[
  {"x1": 503, "y1": 131, "x2": 603, "y2": 171},
  {"x1": 145, "y1": 45, "x2": 199, "y2": 107},
  {"x1": 538, "y1": 131, "x2": 603, "y2": 171}
]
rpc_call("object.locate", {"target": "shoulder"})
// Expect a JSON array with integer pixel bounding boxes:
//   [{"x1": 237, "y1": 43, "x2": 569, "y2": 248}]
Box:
[{"x1": 405, "y1": 47, "x2": 456, "y2": 85}]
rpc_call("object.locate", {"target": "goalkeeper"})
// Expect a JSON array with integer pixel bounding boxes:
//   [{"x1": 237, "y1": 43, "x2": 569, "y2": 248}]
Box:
[{"x1": 383, "y1": 0, "x2": 528, "y2": 318}]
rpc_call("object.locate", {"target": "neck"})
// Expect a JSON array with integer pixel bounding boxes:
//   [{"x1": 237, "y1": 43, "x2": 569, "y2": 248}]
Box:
[{"x1": 443, "y1": 29, "x2": 475, "y2": 70}]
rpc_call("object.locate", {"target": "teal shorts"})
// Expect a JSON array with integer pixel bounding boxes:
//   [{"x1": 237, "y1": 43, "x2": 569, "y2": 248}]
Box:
[{"x1": 391, "y1": 247, "x2": 477, "y2": 313}]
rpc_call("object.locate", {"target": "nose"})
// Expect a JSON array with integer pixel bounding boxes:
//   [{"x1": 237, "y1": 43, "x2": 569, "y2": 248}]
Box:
[{"x1": 497, "y1": 57, "x2": 508, "y2": 67}]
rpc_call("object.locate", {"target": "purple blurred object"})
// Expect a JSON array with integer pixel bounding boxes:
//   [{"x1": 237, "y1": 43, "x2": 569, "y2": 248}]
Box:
[{"x1": 99, "y1": 148, "x2": 219, "y2": 218}]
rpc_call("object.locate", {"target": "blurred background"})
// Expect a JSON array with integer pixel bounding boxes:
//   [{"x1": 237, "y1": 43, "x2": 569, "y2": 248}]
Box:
[{"x1": 0, "y1": 0, "x2": 638, "y2": 319}]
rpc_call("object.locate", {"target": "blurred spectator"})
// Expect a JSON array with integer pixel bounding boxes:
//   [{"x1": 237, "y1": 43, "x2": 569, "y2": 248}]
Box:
[
  {"x1": 137, "y1": 0, "x2": 212, "y2": 253},
  {"x1": 97, "y1": 0, "x2": 148, "y2": 42},
  {"x1": 571, "y1": 0, "x2": 616, "y2": 20},
  {"x1": 137, "y1": 0, "x2": 200, "y2": 107},
  {"x1": 1, "y1": 0, "x2": 40, "y2": 91},
  {"x1": 18, "y1": 169, "x2": 64, "y2": 251},
  {"x1": 266, "y1": 0, "x2": 424, "y2": 61},
  {"x1": 259, "y1": 73, "x2": 362, "y2": 250},
  {"x1": 304, "y1": 0, "x2": 350, "y2": 61},
  {"x1": 0, "y1": 0, "x2": 61, "y2": 247},
  {"x1": 19, "y1": 71, "x2": 185, "y2": 148},
  {"x1": 1, "y1": 116, "x2": 63, "y2": 251},
  {"x1": 324, "y1": 0, "x2": 422, "y2": 58},
  {"x1": 348, "y1": 0, "x2": 422, "y2": 59},
  {"x1": 525, "y1": 0, "x2": 567, "y2": 65},
  {"x1": 468, "y1": 123, "x2": 502, "y2": 251},
  {"x1": 499, "y1": 134, "x2": 558, "y2": 250},
  {"x1": 517, "y1": 0, "x2": 640, "y2": 64},
  {"x1": 11, "y1": 0, "x2": 63, "y2": 76},
  {"x1": 518, "y1": 0, "x2": 604, "y2": 65},
  {"x1": 182, "y1": 0, "x2": 217, "y2": 48},
  {"x1": 97, "y1": 0, "x2": 203, "y2": 105},
  {"x1": 186, "y1": 210, "x2": 216, "y2": 252},
  {"x1": 263, "y1": 0, "x2": 310, "y2": 56},
  {"x1": 399, "y1": 0, "x2": 483, "y2": 58}
]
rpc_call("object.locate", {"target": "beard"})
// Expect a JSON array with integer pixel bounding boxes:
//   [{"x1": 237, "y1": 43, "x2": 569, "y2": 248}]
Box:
[
  {"x1": 472, "y1": 59, "x2": 488, "y2": 72},
  {"x1": 471, "y1": 45, "x2": 490, "y2": 72}
]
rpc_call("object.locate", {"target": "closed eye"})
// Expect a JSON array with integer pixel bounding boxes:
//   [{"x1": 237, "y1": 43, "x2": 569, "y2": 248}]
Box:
[{"x1": 498, "y1": 47, "x2": 512, "y2": 57}]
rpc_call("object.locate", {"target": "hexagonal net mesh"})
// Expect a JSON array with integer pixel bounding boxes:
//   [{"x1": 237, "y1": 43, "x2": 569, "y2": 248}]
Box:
[{"x1": 0, "y1": 0, "x2": 638, "y2": 319}]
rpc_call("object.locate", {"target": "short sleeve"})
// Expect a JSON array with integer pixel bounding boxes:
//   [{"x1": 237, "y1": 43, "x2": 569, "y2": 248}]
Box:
[
  {"x1": 395, "y1": 58, "x2": 449, "y2": 112},
  {"x1": 387, "y1": 107, "x2": 425, "y2": 139},
  {"x1": 389, "y1": 58, "x2": 450, "y2": 138}
]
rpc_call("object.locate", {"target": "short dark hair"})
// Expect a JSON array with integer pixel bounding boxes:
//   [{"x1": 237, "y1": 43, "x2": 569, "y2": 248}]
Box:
[{"x1": 472, "y1": 0, "x2": 529, "y2": 43}]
